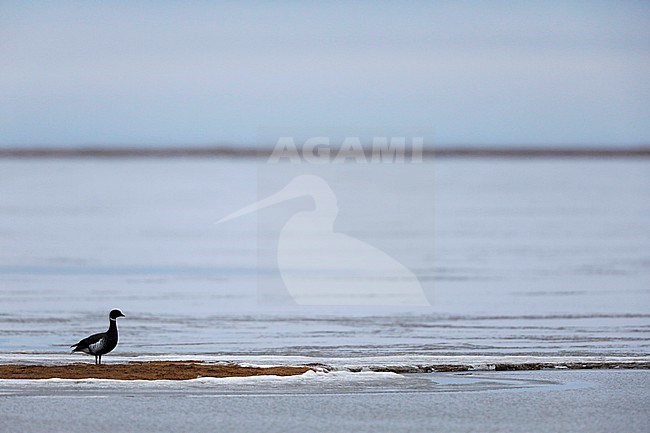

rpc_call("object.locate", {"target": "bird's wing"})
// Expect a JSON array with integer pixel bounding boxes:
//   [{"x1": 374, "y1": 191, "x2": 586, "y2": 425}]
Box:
[
  {"x1": 71, "y1": 332, "x2": 104, "y2": 349},
  {"x1": 88, "y1": 337, "x2": 107, "y2": 354}
]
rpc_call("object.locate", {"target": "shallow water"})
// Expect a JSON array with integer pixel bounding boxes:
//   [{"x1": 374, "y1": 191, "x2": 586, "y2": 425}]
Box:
[
  {"x1": 1, "y1": 370, "x2": 648, "y2": 433},
  {"x1": 0, "y1": 159, "x2": 649, "y2": 369}
]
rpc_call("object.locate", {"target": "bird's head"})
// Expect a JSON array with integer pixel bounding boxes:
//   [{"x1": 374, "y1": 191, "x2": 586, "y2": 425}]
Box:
[{"x1": 109, "y1": 309, "x2": 125, "y2": 320}]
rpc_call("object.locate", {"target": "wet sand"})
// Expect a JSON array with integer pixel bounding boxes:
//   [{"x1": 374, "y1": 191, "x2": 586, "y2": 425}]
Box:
[
  {"x1": 360, "y1": 361, "x2": 650, "y2": 373},
  {"x1": 0, "y1": 361, "x2": 311, "y2": 380}
]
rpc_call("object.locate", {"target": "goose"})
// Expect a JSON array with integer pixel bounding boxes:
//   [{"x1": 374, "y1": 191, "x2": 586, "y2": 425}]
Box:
[{"x1": 71, "y1": 309, "x2": 125, "y2": 364}]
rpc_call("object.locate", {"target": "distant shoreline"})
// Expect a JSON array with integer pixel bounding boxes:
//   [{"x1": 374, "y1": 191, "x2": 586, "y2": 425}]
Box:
[{"x1": 1, "y1": 146, "x2": 649, "y2": 159}]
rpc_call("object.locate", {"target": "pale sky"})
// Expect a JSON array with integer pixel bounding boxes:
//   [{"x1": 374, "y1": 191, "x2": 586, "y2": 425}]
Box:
[{"x1": 1, "y1": 1, "x2": 649, "y2": 147}]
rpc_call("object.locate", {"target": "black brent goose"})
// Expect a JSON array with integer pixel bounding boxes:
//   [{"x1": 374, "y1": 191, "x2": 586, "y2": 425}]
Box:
[{"x1": 71, "y1": 309, "x2": 125, "y2": 364}]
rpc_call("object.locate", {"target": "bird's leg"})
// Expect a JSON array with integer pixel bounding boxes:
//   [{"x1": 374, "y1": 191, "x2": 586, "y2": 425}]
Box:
[
  {"x1": 99, "y1": 355, "x2": 102, "y2": 365},
  {"x1": 94, "y1": 355, "x2": 98, "y2": 365}
]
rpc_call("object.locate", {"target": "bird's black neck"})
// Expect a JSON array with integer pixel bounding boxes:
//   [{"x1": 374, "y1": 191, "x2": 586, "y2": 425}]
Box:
[{"x1": 107, "y1": 318, "x2": 118, "y2": 337}]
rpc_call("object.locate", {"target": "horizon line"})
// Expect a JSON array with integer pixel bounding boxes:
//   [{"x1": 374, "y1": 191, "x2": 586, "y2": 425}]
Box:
[{"x1": 1, "y1": 145, "x2": 649, "y2": 159}]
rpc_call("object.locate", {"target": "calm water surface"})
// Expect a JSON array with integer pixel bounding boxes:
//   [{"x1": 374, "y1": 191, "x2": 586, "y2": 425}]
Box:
[{"x1": 0, "y1": 159, "x2": 648, "y2": 367}]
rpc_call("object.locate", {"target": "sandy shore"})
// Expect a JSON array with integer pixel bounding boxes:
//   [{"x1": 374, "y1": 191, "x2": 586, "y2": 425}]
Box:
[
  {"x1": 1, "y1": 360, "x2": 647, "y2": 380},
  {"x1": 0, "y1": 361, "x2": 311, "y2": 380}
]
